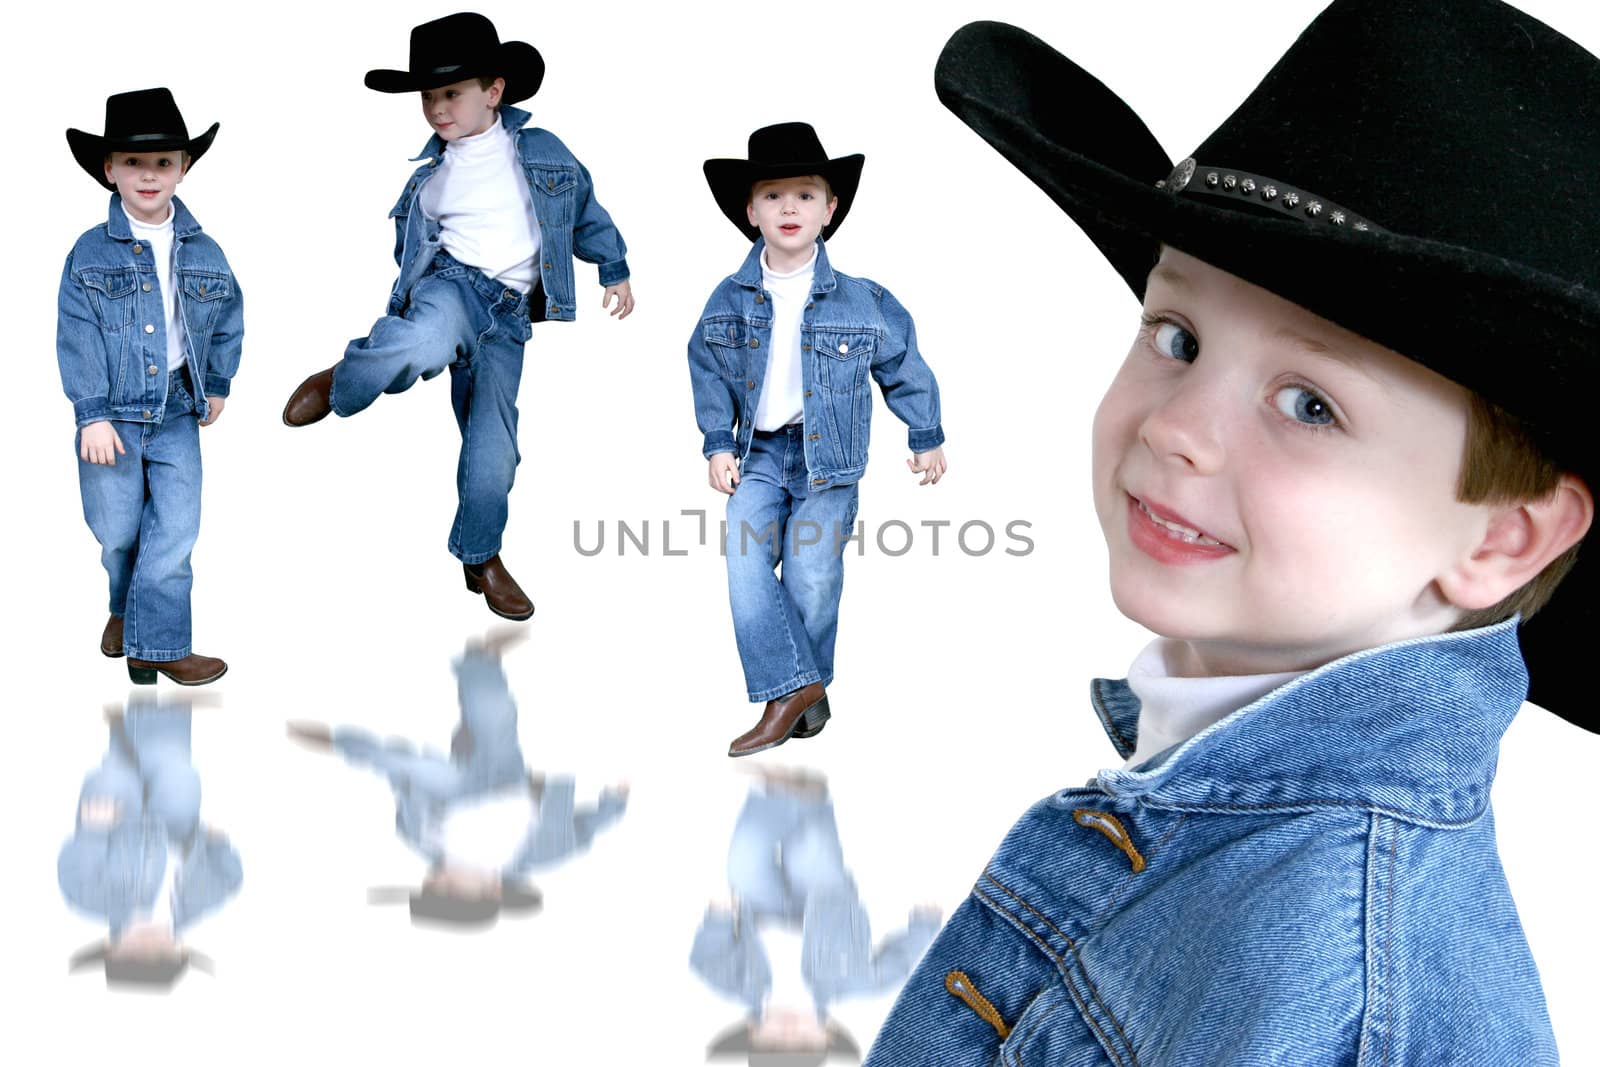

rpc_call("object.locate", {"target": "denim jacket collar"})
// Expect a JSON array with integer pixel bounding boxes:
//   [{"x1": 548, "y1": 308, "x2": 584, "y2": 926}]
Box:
[
  {"x1": 1090, "y1": 619, "x2": 1527, "y2": 826},
  {"x1": 409, "y1": 103, "x2": 535, "y2": 163},
  {"x1": 730, "y1": 237, "x2": 840, "y2": 296},
  {"x1": 105, "y1": 193, "x2": 203, "y2": 241}
]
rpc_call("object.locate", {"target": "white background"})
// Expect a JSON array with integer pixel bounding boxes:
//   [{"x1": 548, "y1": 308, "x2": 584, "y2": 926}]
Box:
[{"x1": 6, "y1": 0, "x2": 1598, "y2": 1062}]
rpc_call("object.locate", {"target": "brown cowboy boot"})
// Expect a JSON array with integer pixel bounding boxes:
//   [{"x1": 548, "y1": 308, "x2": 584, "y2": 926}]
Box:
[
  {"x1": 463, "y1": 555, "x2": 535, "y2": 621},
  {"x1": 728, "y1": 682, "x2": 830, "y2": 757},
  {"x1": 282, "y1": 367, "x2": 336, "y2": 427},
  {"x1": 127, "y1": 653, "x2": 229, "y2": 686},
  {"x1": 100, "y1": 614, "x2": 124, "y2": 658}
]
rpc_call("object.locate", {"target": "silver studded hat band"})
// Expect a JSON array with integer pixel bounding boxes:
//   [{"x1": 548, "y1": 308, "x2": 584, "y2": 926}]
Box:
[{"x1": 1156, "y1": 157, "x2": 1382, "y2": 233}]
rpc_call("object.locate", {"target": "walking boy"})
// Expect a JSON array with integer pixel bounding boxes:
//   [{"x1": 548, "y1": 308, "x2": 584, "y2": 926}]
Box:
[
  {"x1": 689, "y1": 123, "x2": 946, "y2": 757},
  {"x1": 283, "y1": 12, "x2": 633, "y2": 621},
  {"x1": 868, "y1": 1, "x2": 1598, "y2": 1062},
  {"x1": 60, "y1": 88, "x2": 243, "y2": 686}
]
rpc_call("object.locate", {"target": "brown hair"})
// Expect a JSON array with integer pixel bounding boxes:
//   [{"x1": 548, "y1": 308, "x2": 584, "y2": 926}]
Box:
[
  {"x1": 749, "y1": 174, "x2": 835, "y2": 204},
  {"x1": 1450, "y1": 394, "x2": 1582, "y2": 629}
]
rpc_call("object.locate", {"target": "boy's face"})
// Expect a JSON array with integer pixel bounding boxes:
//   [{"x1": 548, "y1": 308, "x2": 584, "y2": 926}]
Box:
[
  {"x1": 747, "y1": 176, "x2": 836, "y2": 266},
  {"x1": 420, "y1": 77, "x2": 504, "y2": 141},
  {"x1": 1092, "y1": 247, "x2": 1494, "y2": 676},
  {"x1": 103, "y1": 151, "x2": 186, "y2": 225}
]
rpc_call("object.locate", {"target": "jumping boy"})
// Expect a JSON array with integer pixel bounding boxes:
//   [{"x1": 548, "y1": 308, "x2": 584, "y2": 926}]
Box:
[
  {"x1": 60, "y1": 87, "x2": 243, "y2": 686},
  {"x1": 282, "y1": 12, "x2": 633, "y2": 621},
  {"x1": 689, "y1": 123, "x2": 946, "y2": 757},
  {"x1": 867, "y1": 1, "x2": 1598, "y2": 1062}
]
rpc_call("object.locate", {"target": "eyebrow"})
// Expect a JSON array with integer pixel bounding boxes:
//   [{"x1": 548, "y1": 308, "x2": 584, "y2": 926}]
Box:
[{"x1": 1267, "y1": 325, "x2": 1381, "y2": 383}]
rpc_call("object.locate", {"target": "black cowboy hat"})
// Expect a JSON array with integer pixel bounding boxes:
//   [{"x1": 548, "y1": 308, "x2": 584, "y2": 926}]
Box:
[
  {"x1": 704, "y1": 123, "x2": 865, "y2": 242},
  {"x1": 934, "y1": 0, "x2": 1600, "y2": 729},
  {"x1": 66, "y1": 88, "x2": 218, "y2": 191},
  {"x1": 365, "y1": 11, "x2": 544, "y2": 105}
]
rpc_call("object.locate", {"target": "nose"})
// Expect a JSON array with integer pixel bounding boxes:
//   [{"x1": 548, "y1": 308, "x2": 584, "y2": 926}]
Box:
[
  {"x1": 1137, "y1": 374, "x2": 1226, "y2": 475},
  {"x1": 781, "y1": 196, "x2": 798, "y2": 215}
]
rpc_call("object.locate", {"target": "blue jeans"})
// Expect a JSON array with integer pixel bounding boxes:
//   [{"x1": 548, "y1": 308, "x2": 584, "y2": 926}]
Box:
[
  {"x1": 331, "y1": 253, "x2": 532, "y2": 564},
  {"x1": 76, "y1": 370, "x2": 200, "y2": 661},
  {"x1": 690, "y1": 785, "x2": 939, "y2": 1018},
  {"x1": 724, "y1": 425, "x2": 860, "y2": 701}
]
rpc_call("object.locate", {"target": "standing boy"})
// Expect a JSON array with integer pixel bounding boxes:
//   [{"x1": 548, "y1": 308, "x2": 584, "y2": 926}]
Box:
[
  {"x1": 689, "y1": 124, "x2": 947, "y2": 756},
  {"x1": 283, "y1": 12, "x2": 633, "y2": 621},
  {"x1": 60, "y1": 88, "x2": 243, "y2": 685},
  {"x1": 868, "y1": 1, "x2": 1599, "y2": 1062}
]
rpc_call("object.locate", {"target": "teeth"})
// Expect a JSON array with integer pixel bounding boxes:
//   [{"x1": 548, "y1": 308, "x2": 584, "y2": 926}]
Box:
[{"x1": 1138, "y1": 499, "x2": 1222, "y2": 546}]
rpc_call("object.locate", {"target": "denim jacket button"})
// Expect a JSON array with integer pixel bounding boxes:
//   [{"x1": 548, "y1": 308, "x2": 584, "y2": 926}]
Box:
[
  {"x1": 755, "y1": 294, "x2": 764, "y2": 304},
  {"x1": 749, "y1": 338, "x2": 760, "y2": 348},
  {"x1": 838, "y1": 342, "x2": 849, "y2": 354},
  {"x1": 142, "y1": 282, "x2": 152, "y2": 292},
  {"x1": 802, "y1": 344, "x2": 812, "y2": 351},
  {"x1": 144, "y1": 324, "x2": 155, "y2": 334},
  {"x1": 142, "y1": 409, "x2": 152, "y2": 418},
  {"x1": 131, "y1": 243, "x2": 143, "y2": 254},
  {"x1": 543, "y1": 262, "x2": 552, "y2": 270},
  {"x1": 747, "y1": 380, "x2": 755, "y2": 389},
  {"x1": 147, "y1": 365, "x2": 158, "y2": 375}
]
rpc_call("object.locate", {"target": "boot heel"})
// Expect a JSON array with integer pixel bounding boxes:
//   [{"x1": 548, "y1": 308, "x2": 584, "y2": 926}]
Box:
[
  {"x1": 793, "y1": 696, "x2": 831, "y2": 739},
  {"x1": 128, "y1": 664, "x2": 158, "y2": 685},
  {"x1": 464, "y1": 571, "x2": 483, "y2": 594}
]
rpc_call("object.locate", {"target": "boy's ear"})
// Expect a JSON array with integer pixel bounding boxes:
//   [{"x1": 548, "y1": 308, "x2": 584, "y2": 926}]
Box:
[
  {"x1": 822, "y1": 195, "x2": 839, "y2": 227},
  {"x1": 103, "y1": 156, "x2": 114, "y2": 184},
  {"x1": 746, "y1": 197, "x2": 759, "y2": 228},
  {"x1": 489, "y1": 76, "x2": 506, "y2": 106},
  {"x1": 1437, "y1": 474, "x2": 1594, "y2": 611}
]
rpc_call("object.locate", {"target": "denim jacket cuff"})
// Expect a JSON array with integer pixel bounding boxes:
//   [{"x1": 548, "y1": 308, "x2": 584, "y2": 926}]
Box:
[
  {"x1": 203, "y1": 373, "x2": 232, "y2": 399},
  {"x1": 908, "y1": 424, "x2": 945, "y2": 453},
  {"x1": 73, "y1": 396, "x2": 112, "y2": 427},
  {"x1": 597, "y1": 257, "x2": 630, "y2": 287},
  {"x1": 702, "y1": 430, "x2": 738, "y2": 459}
]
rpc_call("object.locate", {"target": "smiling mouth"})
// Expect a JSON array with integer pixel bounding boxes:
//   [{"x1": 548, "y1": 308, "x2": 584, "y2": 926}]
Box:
[{"x1": 1133, "y1": 495, "x2": 1225, "y2": 546}]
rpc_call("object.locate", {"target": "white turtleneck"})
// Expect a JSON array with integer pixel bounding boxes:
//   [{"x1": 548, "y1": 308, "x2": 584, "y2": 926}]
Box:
[
  {"x1": 418, "y1": 117, "x2": 542, "y2": 293},
  {"x1": 753, "y1": 246, "x2": 816, "y2": 431},
  {"x1": 124, "y1": 203, "x2": 186, "y2": 372},
  {"x1": 1122, "y1": 638, "x2": 1307, "y2": 769}
]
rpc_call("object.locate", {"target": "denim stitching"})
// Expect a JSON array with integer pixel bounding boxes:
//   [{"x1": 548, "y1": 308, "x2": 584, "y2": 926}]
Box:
[
  {"x1": 973, "y1": 883, "x2": 1123, "y2": 1067},
  {"x1": 1382, "y1": 816, "x2": 1398, "y2": 1067},
  {"x1": 985, "y1": 871, "x2": 1141, "y2": 1065},
  {"x1": 1144, "y1": 797, "x2": 1485, "y2": 831},
  {"x1": 1092, "y1": 812, "x2": 1187, "y2": 935}
]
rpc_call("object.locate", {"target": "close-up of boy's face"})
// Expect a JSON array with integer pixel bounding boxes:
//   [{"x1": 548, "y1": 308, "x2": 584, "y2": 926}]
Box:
[
  {"x1": 419, "y1": 76, "x2": 503, "y2": 141},
  {"x1": 746, "y1": 175, "x2": 836, "y2": 265},
  {"x1": 102, "y1": 150, "x2": 186, "y2": 225},
  {"x1": 1092, "y1": 247, "x2": 1498, "y2": 677}
]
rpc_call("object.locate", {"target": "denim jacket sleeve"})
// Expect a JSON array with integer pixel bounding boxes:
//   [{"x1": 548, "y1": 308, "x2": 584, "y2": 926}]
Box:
[
  {"x1": 871, "y1": 286, "x2": 945, "y2": 453},
  {"x1": 200, "y1": 253, "x2": 244, "y2": 399},
  {"x1": 570, "y1": 158, "x2": 629, "y2": 286},
  {"x1": 56, "y1": 251, "x2": 115, "y2": 427},
  {"x1": 688, "y1": 286, "x2": 741, "y2": 458}
]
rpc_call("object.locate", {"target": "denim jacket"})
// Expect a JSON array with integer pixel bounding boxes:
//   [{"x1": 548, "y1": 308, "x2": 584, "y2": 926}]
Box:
[
  {"x1": 865, "y1": 621, "x2": 1558, "y2": 1066},
  {"x1": 57, "y1": 195, "x2": 243, "y2": 427},
  {"x1": 386, "y1": 104, "x2": 628, "y2": 323},
  {"x1": 687, "y1": 239, "x2": 944, "y2": 489}
]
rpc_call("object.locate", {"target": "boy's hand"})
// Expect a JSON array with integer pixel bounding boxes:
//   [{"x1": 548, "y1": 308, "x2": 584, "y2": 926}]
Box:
[
  {"x1": 602, "y1": 280, "x2": 634, "y2": 319},
  {"x1": 907, "y1": 446, "x2": 947, "y2": 486},
  {"x1": 79, "y1": 421, "x2": 124, "y2": 466},
  {"x1": 199, "y1": 396, "x2": 225, "y2": 427},
  {"x1": 708, "y1": 452, "x2": 740, "y2": 494},
  {"x1": 286, "y1": 720, "x2": 334, "y2": 752}
]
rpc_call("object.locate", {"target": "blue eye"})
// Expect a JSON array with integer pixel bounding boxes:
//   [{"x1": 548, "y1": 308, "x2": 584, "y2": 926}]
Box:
[
  {"x1": 1273, "y1": 385, "x2": 1336, "y2": 426},
  {"x1": 1153, "y1": 321, "x2": 1199, "y2": 363}
]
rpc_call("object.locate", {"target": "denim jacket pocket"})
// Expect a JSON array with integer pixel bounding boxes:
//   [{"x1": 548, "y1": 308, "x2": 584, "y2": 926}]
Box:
[
  {"x1": 180, "y1": 272, "x2": 230, "y2": 303},
  {"x1": 702, "y1": 316, "x2": 750, "y2": 379},
  {"x1": 531, "y1": 166, "x2": 576, "y2": 222},
  {"x1": 809, "y1": 327, "x2": 875, "y2": 468},
  {"x1": 78, "y1": 267, "x2": 137, "y2": 328}
]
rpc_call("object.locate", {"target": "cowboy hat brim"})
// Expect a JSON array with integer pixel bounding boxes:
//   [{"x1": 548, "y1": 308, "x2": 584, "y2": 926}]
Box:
[
  {"x1": 935, "y1": 20, "x2": 1600, "y2": 726},
  {"x1": 703, "y1": 154, "x2": 865, "y2": 242},
  {"x1": 67, "y1": 122, "x2": 219, "y2": 191},
  {"x1": 364, "y1": 41, "x2": 545, "y2": 105}
]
